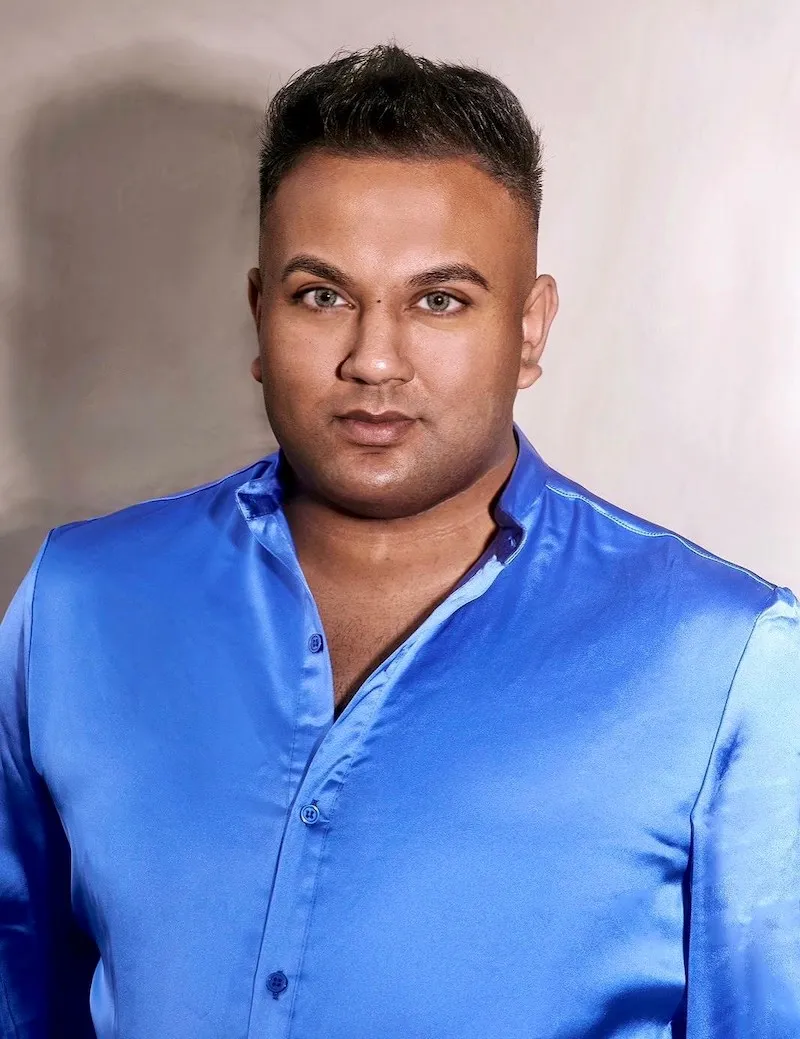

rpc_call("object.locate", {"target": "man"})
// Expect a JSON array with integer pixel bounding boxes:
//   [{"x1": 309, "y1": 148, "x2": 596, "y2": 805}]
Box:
[{"x1": 1, "y1": 42, "x2": 799, "y2": 1039}]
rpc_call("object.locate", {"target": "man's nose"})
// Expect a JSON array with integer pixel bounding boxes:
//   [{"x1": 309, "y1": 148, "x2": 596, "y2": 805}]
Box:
[{"x1": 339, "y1": 302, "x2": 413, "y2": 384}]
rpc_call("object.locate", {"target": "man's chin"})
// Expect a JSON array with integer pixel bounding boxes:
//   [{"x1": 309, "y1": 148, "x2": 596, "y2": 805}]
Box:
[{"x1": 319, "y1": 475, "x2": 436, "y2": 522}]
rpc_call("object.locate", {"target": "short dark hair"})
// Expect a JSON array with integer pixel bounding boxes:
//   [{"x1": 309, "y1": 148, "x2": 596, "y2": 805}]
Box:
[{"x1": 258, "y1": 43, "x2": 543, "y2": 231}]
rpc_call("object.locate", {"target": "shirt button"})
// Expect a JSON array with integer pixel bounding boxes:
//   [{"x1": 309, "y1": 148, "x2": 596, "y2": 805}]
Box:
[
  {"x1": 300, "y1": 803, "x2": 320, "y2": 825},
  {"x1": 266, "y1": 971, "x2": 288, "y2": 998},
  {"x1": 308, "y1": 633, "x2": 324, "y2": 653}
]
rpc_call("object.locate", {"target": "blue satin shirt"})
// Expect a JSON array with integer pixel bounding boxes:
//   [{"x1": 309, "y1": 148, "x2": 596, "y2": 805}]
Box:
[{"x1": 2, "y1": 422, "x2": 800, "y2": 1038}]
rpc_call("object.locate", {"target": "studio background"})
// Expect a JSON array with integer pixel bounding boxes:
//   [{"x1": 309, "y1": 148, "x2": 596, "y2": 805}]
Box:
[{"x1": 1, "y1": 0, "x2": 798, "y2": 611}]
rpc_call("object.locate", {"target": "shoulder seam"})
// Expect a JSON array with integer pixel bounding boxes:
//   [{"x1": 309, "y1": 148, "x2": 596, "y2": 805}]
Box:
[
  {"x1": 54, "y1": 456, "x2": 268, "y2": 534},
  {"x1": 546, "y1": 484, "x2": 773, "y2": 590},
  {"x1": 133, "y1": 456, "x2": 267, "y2": 506},
  {"x1": 689, "y1": 585, "x2": 779, "y2": 821},
  {"x1": 26, "y1": 529, "x2": 54, "y2": 707}
]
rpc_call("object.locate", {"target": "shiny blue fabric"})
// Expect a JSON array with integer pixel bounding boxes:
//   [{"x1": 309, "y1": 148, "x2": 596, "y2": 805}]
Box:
[{"x1": 2, "y1": 422, "x2": 800, "y2": 1038}]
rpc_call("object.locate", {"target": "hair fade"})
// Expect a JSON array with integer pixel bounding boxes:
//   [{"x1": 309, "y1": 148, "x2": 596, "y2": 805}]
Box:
[{"x1": 258, "y1": 43, "x2": 543, "y2": 230}]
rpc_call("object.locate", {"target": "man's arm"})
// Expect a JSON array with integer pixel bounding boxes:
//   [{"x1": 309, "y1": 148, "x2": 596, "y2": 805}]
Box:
[
  {"x1": 686, "y1": 585, "x2": 800, "y2": 1038},
  {"x1": 0, "y1": 539, "x2": 97, "y2": 1038}
]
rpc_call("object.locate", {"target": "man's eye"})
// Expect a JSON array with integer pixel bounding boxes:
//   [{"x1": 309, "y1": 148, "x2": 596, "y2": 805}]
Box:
[
  {"x1": 296, "y1": 287, "x2": 345, "y2": 309},
  {"x1": 417, "y1": 292, "x2": 465, "y2": 314}
]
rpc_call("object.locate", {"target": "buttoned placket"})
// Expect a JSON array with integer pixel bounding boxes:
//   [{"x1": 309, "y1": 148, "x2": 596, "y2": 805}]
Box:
[{"x1": 242, "y1": 502, "x2": 522, "y2": 1039}]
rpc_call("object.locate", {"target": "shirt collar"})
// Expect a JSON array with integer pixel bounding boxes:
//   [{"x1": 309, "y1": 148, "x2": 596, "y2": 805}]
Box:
[{"x1": 236, "y1": 420, "x2": 549, "y2": 561}]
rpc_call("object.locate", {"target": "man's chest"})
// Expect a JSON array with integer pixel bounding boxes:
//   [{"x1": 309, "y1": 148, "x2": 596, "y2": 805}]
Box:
[
  {"x1": 312, "y1": 585, "x2": 448, "y2": 716},
  {"x1": 30, "y1": 579, "x2": 729, "y2": 1039}
]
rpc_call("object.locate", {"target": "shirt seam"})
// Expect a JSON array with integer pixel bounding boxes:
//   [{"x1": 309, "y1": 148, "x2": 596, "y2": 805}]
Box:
[
  {"x1": 25, "y1": 529, "x2": 54, "y2": 725},
  {"x1": 546, "y1": 484, "x2": 773, "y2": 590},
  {"x1": 688, "y1": 585, "x2": 778, "y2": 822},
  {"x1": 3, "y1": 529, "x2": 56, "y2": 1039},
  {"x1": 0, "y1": 537, "x2": 45, "y2": 1039},
  {"x1": 51, "y1": 456, "x2": 269, "y2": 534}
]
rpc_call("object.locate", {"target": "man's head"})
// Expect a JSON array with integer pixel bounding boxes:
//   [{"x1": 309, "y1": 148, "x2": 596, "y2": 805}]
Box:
[{"x1": 247, "y1": 44, "x2": 558, "y2": 521}]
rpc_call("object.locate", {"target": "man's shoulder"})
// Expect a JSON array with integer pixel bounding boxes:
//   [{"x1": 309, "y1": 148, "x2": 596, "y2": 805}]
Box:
[
  {"x1": 541, "y1": 466, "x2": 778, "y2": 614},
  {"x1": 42, "y1": 455, "x2": 271, "y2": 569}
]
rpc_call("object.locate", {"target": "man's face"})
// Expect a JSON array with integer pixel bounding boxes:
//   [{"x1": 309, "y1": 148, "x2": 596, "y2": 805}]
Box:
[{"x1": 248, "y1": 151, "x2": 558, "y2": 520}]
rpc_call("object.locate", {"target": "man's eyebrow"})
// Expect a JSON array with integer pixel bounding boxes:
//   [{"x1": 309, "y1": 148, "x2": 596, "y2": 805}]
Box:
[
  {"x1": 280, "y1": 255, "x2": 355, "y2": 291},
  {"x1": 407, "y1": 264, "x2": 490, "y2": 292},
  {"x1": 279, "y1": 256, "x2": 490, "y2": 293}
]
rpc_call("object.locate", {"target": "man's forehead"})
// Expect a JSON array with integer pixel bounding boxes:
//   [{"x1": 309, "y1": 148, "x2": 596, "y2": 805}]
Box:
[
  {"x1": 260, "y1": 152, "x2": 534, "y2": 278},
  {"x1": 263, "y1": 151, "x2": 528, "y2": 234},
  {"x1": 276, "y1": 149, "x2": 503, "y2": 190}
]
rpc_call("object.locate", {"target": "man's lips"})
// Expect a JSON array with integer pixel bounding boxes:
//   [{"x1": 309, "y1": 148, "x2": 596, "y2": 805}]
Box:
[
  {"x1": 336, "y1": 412, "x2": 416, "y2": 446},
  {"x1": 339, "y1": 410, "x2": 414, "y2": 423}
]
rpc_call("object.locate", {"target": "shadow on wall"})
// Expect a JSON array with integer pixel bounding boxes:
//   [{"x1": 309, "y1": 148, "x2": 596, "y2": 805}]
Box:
[{"x1": 1, "y1": 44, "x2": 279, "y2": 611}]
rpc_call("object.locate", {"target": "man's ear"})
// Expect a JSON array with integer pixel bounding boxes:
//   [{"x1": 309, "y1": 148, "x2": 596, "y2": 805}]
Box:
[
  {"x1": 247, "y1": 268, "x2": 264, "y2": 384},
  {"x1": 247, "y1": 267, "x2": 262, "y2": 325},
  {"x1": 519, "y1": 274, "x2": 559, "y2": 389}
]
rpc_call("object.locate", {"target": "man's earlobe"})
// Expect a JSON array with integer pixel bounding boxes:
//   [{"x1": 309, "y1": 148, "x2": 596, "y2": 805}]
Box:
[
  {"x1": 250, "y1": 356, "x2": 263, "y2": 384},
  {"x1": 519, "y1": 274, "x2": 558, "y2": 390},
  {"x1": 518, "y1": 350, "x2": 543, "y2": 390}
]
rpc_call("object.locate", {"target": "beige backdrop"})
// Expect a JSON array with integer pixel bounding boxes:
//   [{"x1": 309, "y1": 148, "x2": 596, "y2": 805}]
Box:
[{"x1": 1, "y1": 0, "x2": 798, "y2": 610}]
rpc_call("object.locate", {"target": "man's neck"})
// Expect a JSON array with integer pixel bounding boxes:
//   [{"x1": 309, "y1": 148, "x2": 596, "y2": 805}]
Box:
[{"x1": 281, "y1": 441, "x2": 519, "y2": 586}]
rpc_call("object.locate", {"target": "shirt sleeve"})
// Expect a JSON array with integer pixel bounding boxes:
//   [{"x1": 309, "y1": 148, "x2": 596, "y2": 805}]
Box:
[
  {"x1": 686, "y1": 585, "x2": 800, "y2": 1038},
  {"x1": 0, "y1": 537, "x2": 97, "y2": 1038}
]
